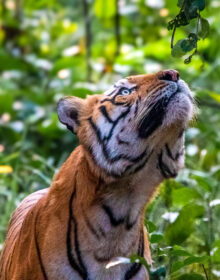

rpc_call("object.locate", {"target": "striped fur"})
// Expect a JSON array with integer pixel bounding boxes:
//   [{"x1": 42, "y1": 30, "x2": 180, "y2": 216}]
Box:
[{"x1": 0, "y1": 71, "x2": 195, "y2": 280}]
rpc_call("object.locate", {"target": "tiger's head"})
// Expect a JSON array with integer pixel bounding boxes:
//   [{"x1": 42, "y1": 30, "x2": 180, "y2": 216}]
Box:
[{"x1": 57, "y1": 70, "x2": 195, "y2": 181}]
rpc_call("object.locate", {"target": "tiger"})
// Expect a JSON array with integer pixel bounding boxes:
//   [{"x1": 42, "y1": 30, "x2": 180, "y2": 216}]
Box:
[{"x1": 0, "y1": 69, "x2": 195, "y2": 280}]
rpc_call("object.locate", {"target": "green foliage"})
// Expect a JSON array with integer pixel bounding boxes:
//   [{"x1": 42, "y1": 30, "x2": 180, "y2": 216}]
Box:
[
  {"x1": 168, "y1": 0, "x2": 209, "y2": 63},
  {"x1": 176, "y1": 273, "x2": 205, "y2": 280},
  {"x1": 0, "y1": 0, "x2": 220, "y2": 279},
  {"x1": 165, "y1": 203, "x2": 204, "y2": 245}
]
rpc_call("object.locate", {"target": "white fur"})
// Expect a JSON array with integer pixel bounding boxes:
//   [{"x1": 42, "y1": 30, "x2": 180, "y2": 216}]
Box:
[{"x1": 104, "y1": 79, "x2": 136, "y2": 96}]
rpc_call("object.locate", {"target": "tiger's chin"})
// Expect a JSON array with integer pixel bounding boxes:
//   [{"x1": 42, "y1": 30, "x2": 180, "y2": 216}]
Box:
[{"x1": 163, "y1": 79, "x2": 195, "y2": 129}]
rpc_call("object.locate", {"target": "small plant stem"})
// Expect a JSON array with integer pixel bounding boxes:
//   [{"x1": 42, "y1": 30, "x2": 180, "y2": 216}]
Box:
[
  {"x1": 170, "y1": 0, "x2": 186, "y2": 49},
  {"x1": 202, "y1": 264, "x2": 209, "y2": 280},
  {"x1": 207, "y1": 199, "x2": 214, "y2": 279},
  {"x1": 171, "y1": 25, "x2": 176, "y2": 49},
  {"x1": 82, "y1": 0, "x2": 92, "y2": 81}
]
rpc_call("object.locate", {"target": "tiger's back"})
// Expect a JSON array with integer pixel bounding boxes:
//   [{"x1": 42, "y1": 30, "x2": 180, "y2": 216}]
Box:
[{"x1": 0, "y1": 189, "x2": 48, "y2": 279}]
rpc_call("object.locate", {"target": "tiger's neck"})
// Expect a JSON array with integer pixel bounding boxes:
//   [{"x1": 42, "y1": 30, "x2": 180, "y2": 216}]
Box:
[{"x1": 49, "y1": 145, "x2": 161, "y2": 278}]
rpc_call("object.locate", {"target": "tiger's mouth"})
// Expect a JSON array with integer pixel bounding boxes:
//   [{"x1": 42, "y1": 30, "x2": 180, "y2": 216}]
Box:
[{"x1": 138, "y1": 79, "x2": 194, "y2": 139}]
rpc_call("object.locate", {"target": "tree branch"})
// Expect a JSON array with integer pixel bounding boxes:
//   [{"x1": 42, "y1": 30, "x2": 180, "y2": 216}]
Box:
[{"x1": 82, "y1": 0, "x2": 92, "y2": 81}]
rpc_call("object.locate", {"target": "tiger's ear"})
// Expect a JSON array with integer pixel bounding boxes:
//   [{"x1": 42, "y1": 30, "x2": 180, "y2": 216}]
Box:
[{"x1": 57, "y1": 96, "x2": 84, "y2": 134}]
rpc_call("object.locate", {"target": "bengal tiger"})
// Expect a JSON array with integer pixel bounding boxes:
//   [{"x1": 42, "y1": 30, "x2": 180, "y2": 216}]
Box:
[{"x1": 0, "y1": 70, "x2": 195, "y2": 280}]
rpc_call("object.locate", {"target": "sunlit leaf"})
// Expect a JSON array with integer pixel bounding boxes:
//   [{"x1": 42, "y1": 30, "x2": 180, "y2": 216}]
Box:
[
  {"x1": 172, "y1": 187, "x2": 201, "y2": 206},
  {"x1": 0, "y1": 165, "x2": 13, "y2": 174},
  {"x1": 94, "y1": 0, "x2": 116, "y2": 19}
]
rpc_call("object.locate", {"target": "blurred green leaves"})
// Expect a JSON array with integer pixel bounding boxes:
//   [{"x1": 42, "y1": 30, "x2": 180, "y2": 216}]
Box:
[
  {"x1": 95, "y1": 0, "x2": 116, "y2": 19},
  {"x1": 0, "y1": 0, "x2": 220, "y2": 279}
]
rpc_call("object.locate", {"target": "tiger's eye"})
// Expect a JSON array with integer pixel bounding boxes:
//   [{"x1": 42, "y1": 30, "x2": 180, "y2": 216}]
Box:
[{"x1": 118, "y1": 87, "x2": 131, "y2": 95}]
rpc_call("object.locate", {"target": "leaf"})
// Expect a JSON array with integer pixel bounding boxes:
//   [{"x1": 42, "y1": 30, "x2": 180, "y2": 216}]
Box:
[
  {"x1": 176, "y1": 273, "x2": 205, "y2": 280},
  {"x1": 171, "y1": 256, "x2": 208, "y2": 273},
  {"x1": 150, "y1": 267, "x2": 166, "y2": 279},
  {"x1": 171, "y1": 38, "x2": 196, "y2": 57},
  {"x1": 0, "y1": 165, "x2": 13, "y2": 174},
  {"x1": 150, "y1": 233, "x2": 163, "y2": 244},
  {"x1": 211, "y1": 240, "x2": 220, "y2": 262},
  {"x1": 171, "y1": 261, "x2": 184, "y2": 273},
  {"x1": 190, "y1": 174, "x2": 212, "y2": 192},
  {"x1": 167, "y1": 20, "x2": 175, "y2": 31},
  {"x1": 145, "y1": 220, "x2": 157, "y2": 233},
  {"x1": 210, "y1": 92, "x2": 220, "y2": 103},
  {"x1": 181, "y1": 37, "x2": 196, "y2": 52},
  {"x1": 172, "y1": 187, "x2": 201, "y2": 206},
  {"x1": 171, "y1": 246, "x2": 192, "y2": 257},
  {"x1": 184, "y1": 0, "x2": 205, "y2": 20},
  {"x1": 183, "y1": 255, "x2": 209, "y2": 266},
  {"x1": 94, "y1": 0, "x2": 116, "y2": 19},
  {"x1": 172, "y1": 40, "x2": 186, "y2": 57},
  {"x1": 165, "y1": 203, "x2": 204, "y2": 245},
  {"x1": 191, "y1": 0, "x2": 205, "y2": 11},
  {"x1": 175, "y1": 11, "x2": 190, "y2": 27},
  {"x1": 177, "y1": 0, "x2": 184, "y2": 7},
  {"x1": 198, "y1": 18, "x2": 210, "y2": 39},
  {"x1": 130, "y1": 255, "x2": 150, "y2": 274}
]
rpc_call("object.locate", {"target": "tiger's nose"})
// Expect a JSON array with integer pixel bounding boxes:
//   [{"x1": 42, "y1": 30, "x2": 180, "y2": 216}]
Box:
[{"x1": 158, "y1": 69, "x2": 179, "y2": 82}]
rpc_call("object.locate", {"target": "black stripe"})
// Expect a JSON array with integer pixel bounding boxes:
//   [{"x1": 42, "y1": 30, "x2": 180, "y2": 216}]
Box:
[
  {"x1": 89, "y1": 116, "x2": 146, "y2": 163},
  {"x1": 94, "y1": 253, "x2": 111, "y2": 263},
  {"x1": 82, "y1": 208, "x2": 102, "y2": 240},
  {"x1": 102, "y1": 204, "x2": 139, "y2": 230},
  {"x1": 157, "y1": 151, "x2": 177, "y2": 178},
  {"x1": 165, "y1": 143, "x2": 184, "y2": 161},
  {"x1": 87, "y1": 145, "x2": 153, "y2": 179},
  {"x1": 124, "y1": 229, "x2": 144, "y2": 280},
  {"x1": 100, "y1": 97, "x2": 126, "y2": 106},
  {"x1": 88, "y1": 108, "x2": 150, "y2": 165},
  {"x1": 88, "y1": 117, "x2": 102, "y2": 142},
  {"x1": 175, "y1": 148, "x2": 184, "y2": 160},
  {"x1": 34, "y1": 209, "x2": 48, "y2": 280},
  {"x1": 125, "y1": 209, "x2": 141, "y2": 230},
  {"x1": 102, "y1": 204, "x2": 125, "y2": 227},
  {"x1": 100, "y1": 87, "x2": 133, "y2": 105},
  {"x1": 178, "y1": 129, "x2": 184, "y2": 138},
  {"x1": 165, "y1": 143, "x2": 175, "y2": 161},
  {"x1": 99, "y1": 105, "x2": 113, "y2": 123},
  {"x1": 134, "y1": 98, "x2": 139, "y2": 117},
  {"x1": 138, "y1": 91, "x2": 178, "y2": 139},
  {"x1": 117, "y1": 135, "x2": 130, "y2": 146},
  {"x1": 102, "y1": 107, "x2": 131, "y2": 141},
  {"x1": 72, "y1": 209, "x2": 89, "y2": 279},
  {"x1": 66, "y1": 186, "x2": 89, "y2": 279},
  {"x1": 129, "y1": 149, "x2": 153, "y2": 175}
]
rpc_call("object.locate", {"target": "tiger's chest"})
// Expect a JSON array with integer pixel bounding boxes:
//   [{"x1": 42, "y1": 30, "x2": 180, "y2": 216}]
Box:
[{"x1": 46, "y1": 258, "x2": 148, "y2": 280}]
